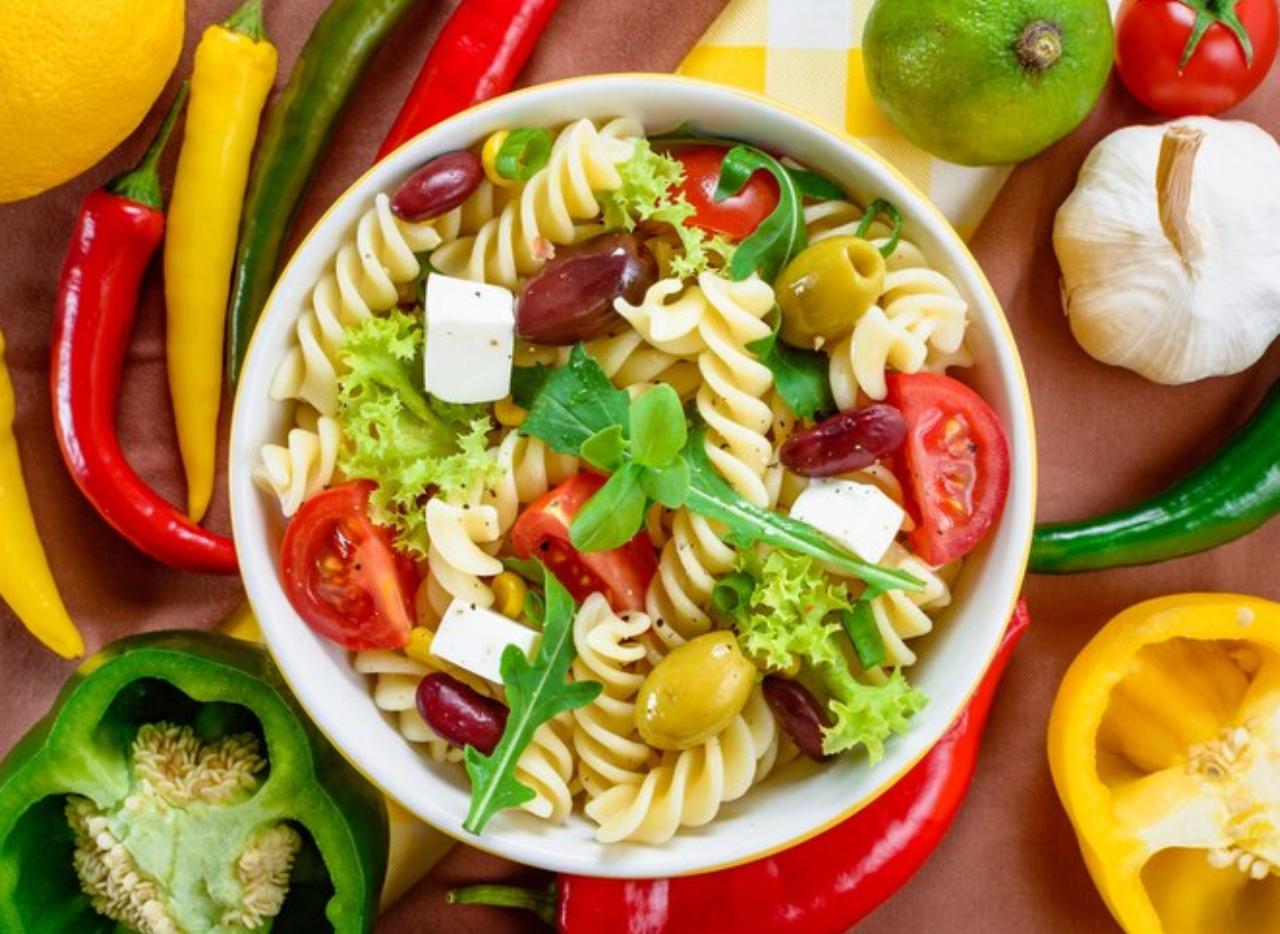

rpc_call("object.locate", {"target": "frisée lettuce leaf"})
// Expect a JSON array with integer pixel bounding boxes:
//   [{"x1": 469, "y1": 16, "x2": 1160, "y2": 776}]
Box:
[{"x1": 336, "y1": 309, "x2": 498, "y2": 558}]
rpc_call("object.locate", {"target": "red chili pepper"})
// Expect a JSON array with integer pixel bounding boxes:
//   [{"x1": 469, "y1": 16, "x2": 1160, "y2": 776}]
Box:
[
  {"x1": 376, "y1": 0, "x2": 564, "y2": 160},
  {"x1": 51, "y1": 86, "x2": 239, "y2": 576},
  {"x1": 452, "y1": 599, "x2": 1030, "y2": 933}
]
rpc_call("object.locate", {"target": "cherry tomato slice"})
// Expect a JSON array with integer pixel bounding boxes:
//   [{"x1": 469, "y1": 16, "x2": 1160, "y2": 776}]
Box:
[
  {"x1": 511, "y1": 473, "x2": 658, "y2": 612},
  {"x1": 1115, "y1": 0, "x2": 1280, "y2": 116},
  {"x1": 885, "y1": 373, "x2": 1010, "y2": 567},
  {"x1": 671, "y1": 144, "x2": 780, "y2": 241},
  {"x1": 281, "y1": 480, "x2": 418, "y2": 650}
]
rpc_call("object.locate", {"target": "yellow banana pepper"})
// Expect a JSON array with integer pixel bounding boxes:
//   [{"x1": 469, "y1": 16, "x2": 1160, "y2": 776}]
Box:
[
  {"x1": 1048, "y1": 593, "x2": 1280, "y2": 934},
  {"x1": 0, "y1": 326, "x2": 83, "y2": 658},
  {"x1": 165, "y1": 0, "x2": 277, "y2": 521}
]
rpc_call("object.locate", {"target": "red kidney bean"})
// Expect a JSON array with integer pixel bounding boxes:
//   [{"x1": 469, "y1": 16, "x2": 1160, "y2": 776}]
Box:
[
  {"x1": 762, "y1": 676, "x2": 833, "y2": 762},
  {"x1": 416, "y1": 672, "x2": 509, "y2": 753},
  {"x1": 779, "y1": 404, "x2": 907, "y2": 477},
  {"x1": 516, "y1": 232, "x2": 658, "y2": 345},
  {"x1": 391, "y1": 151, "x2": 484, "y2": 221}
]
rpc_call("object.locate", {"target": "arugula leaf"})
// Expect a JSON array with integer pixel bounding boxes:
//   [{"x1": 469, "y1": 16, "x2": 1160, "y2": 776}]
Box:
[
  {"x1": 580, "y1": 425, "x2": 627, "y2": 472},
  {"x1": 716, "y1": 145, "x2": 806, "y2": 283},
  {"x1": 463, "y1": 571, "x2": 601, "y2": 834},
  {"x1": 747, "y1": 307, "x2": 835, "y2": 420},
  {"x1": 786, "y1": 165, "x2": 845, "y2": 202},
  {"x1": 630, "y1": 384, "x2": 686, "y2": 467},
  {"x1": 509, "y1": 365, "x2": 549, "y2": 410},
  {"x1": 854, "y1": 198, "x2": 903, "y2": 260},
  {"x1": 569, "y1": 463, "x2": 648, "y2": 552},
  {"x1": 520, "y1": 345, "x2": 631, "y2": 454},
  {"x1": 683, "y1": 428, "x2": 923, "y2": 594}
]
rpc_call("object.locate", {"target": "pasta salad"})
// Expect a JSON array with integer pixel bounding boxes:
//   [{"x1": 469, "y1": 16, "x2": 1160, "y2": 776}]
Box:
[{"x1": 254, "y1": 116, "x2": 1011, "y2": 844}]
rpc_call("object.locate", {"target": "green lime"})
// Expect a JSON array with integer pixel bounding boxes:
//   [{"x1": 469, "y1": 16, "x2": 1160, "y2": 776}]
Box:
[{"x1": 863, "y1": 0, "x2": 1114, "y2": 166}]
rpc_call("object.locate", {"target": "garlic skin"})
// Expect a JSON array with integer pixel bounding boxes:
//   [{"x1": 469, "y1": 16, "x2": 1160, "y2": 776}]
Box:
[{"x1": 1054, "y1": 117, "x2": 1280, "y2": 384}]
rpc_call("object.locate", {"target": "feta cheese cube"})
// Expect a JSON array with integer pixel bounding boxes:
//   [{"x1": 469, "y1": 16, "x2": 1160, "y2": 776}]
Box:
[
  {"x1": 789, "y1": 478, "x2": 905, "y2": 565},
  {"x1": 424, "y1": 273, "x2": 515, "y2": 403},
  {"x1": 430, "y1": 598, "x2": 540, "y2": 684}
]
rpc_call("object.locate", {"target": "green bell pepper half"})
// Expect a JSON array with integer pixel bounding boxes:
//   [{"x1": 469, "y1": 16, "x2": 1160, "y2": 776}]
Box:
[{"x1": 0, "y1": 630, "x2": 388, "y2": 934}]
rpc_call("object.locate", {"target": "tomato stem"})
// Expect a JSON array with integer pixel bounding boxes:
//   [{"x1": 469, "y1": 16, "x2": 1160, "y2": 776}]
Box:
[
  {"x1": 1179, "y1": 0, "x2": 1255, "y2": 69},
  {"x1": 1016, "y1": 20, "x2": 1063, "y2": 72}
]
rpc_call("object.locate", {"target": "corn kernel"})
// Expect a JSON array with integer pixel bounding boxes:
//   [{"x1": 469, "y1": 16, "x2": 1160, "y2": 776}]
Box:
[
  {"x1": 481, "y1": 130, "x2": 517, "y2": 187},
  {"x1": 494, "y1": 396, "x2": 527, "y2": 428},
  {"x1": 405, "y1": 627, "x2": 435, "y2": 666},
  {"x1": 492, "y1": 572, "x2": 528, "y2": 620}
]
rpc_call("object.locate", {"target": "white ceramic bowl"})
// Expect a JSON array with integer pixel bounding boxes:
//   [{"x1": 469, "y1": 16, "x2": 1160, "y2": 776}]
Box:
[{"x1": 230, "y1": 74, "x2": 1035, "y2": 879}]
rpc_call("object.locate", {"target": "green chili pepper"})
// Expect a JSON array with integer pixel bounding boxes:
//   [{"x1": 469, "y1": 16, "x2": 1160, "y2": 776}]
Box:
[
  {"x1": 1030, "y1": 377, "x2": 1280, "y2": 572},
  {"x1": 0, "y1": 630, "x2": 388, "y2": 934},
  {"x1": 225, "y1": 0, "x2": 432, "y2": 385}
]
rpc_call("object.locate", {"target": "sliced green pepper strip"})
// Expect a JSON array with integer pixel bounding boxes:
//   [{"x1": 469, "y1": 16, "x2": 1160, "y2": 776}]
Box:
[
  {"x1": 0, "y1": 631, "x2": 388, "y2": 934},
  {"x1": 1030, "y1": 376, "x2": 1280, "y2": 572},
  {"x1": 225, "y1": 0, "x2": 433, "y2": 385},
  {"x1": 495, "y1": 127, "x2": 553, "y2": 180}
]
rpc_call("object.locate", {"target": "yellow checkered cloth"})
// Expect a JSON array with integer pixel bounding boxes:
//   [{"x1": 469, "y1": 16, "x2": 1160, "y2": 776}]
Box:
[{"x1": 677, "y1": 0, "x2": 1012, "y2": 240}]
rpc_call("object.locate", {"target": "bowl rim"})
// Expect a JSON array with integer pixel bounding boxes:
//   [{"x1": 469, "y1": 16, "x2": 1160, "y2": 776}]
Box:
[{"x1": 229, "y1": 71, "x2": 1037, "y2": 878}]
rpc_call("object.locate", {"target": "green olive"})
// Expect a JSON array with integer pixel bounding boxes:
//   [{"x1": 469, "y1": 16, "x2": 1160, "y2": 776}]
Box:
[
  {"x1": 634, "y1": 632, "x2": 757, "y2": 751},
  {"x1": 776, "y1": 236, "x2": 886, "y2": 349}
]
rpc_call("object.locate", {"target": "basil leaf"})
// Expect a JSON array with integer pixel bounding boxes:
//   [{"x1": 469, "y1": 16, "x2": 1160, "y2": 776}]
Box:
[
  {"x1": 683, "y1": 428, "x2": 923, "y2": 594},
  {"x1": 509, "y1": 365, "x2": 549, "y2": 411},
  {"x1": 747, "y1": 306, "x2": 835, "y2": 420},
  {"x1": 716, "y1": 145, "x2": 806, "y2": 283},
  {"x1": 854, "y1": 198, "x2": 903, "y2": 259},
  {"x1": 580, "y1": 425, "x2": 628, "y2": 472},
  {"x1": 463, "y1": 571, "x2": 601, "y2": 834},
  {"x1": 520, "y1": 345, "x2": 631, "y2": 454},
  {"x1": 568, "y1": 463, "x2": 647, "y2": 552},
  {"x1": 640, "y1": 458, "x2": 690, "y2": 509},
  {"x1": 630, "y1": 384, "x2": 686, "y2": 468}
]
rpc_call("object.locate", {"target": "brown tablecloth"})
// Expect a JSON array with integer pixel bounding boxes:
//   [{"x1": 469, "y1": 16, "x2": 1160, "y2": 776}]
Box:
[{"x1": 4, "y1": 2, "x2": 1280, "y2": 932}]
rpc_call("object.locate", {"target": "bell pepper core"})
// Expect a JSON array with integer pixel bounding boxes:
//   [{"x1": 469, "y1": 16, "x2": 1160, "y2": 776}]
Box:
[
  {"x1": 1049, "y1": 593, "x2": 1280, "y2": 934},
  {"x1": 0, "y1": 630, "x2": 388, "y2": 933}
]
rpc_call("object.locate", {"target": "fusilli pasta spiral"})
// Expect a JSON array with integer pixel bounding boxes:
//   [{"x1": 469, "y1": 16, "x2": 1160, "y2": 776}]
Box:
[
  {"x1": 429, "y1": 118, "x2": 640, "y2": 289},
  {"x1": 583, "y1": 684, "x2": 779, "y2": 844}
]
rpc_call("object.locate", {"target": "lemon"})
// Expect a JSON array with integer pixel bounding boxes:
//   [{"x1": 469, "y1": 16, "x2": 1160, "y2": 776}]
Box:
[
  {"x1": 863, "y1": 0, "x2": 1114, "y2": 166},
  {"x1": 0, "y1": 0, "x2": 184, "y2": 203}
]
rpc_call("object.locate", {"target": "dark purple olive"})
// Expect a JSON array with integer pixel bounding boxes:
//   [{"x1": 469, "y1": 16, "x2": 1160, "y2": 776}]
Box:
[
  {"x1": 762, "y1": 676, "x2": 832, "y2": 763},
  {"x1": 516, "y1": 232, "x2": 659, "y2": 345},
  {"x1": 416, "y1": 672, "x2": 509, "y2": 753},
  {"x1": 391, "y1": 151, "x2": 484, "y2": 221},
  {"x1": 779, "y1": 404, "x2": 907, "y2": 477}
]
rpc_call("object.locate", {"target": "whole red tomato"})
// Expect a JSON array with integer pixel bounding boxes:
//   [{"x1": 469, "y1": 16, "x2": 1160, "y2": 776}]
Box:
[{"x1": 1116, "y1": 0, "x2": 1280, "y2": 116}]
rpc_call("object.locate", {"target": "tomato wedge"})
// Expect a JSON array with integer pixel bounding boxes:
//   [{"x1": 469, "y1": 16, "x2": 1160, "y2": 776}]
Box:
[
  {"x1": 671, "y1": 144, "x2": 779, "y2": 241},
  {"x1": 511, "y1": 473, "x2": 658, "y2": 612},
  {"x1": 280, "y1": 480, "x2": 418, "y2": 650},
  {"x1": 885, "y1": 373, "x2": 1010, "y2": 566}
]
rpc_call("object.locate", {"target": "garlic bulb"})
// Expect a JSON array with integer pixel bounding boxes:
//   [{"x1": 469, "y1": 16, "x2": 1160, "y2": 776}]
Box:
[{"x1": 1054, "y1": 117, "x2": 1280, "y2": 384}]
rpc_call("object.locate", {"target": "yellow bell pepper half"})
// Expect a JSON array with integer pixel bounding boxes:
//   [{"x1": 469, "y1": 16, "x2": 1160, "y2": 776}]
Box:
[{"x1": 1049, "y1": 593, "x2": 1280, "y2": 934}]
